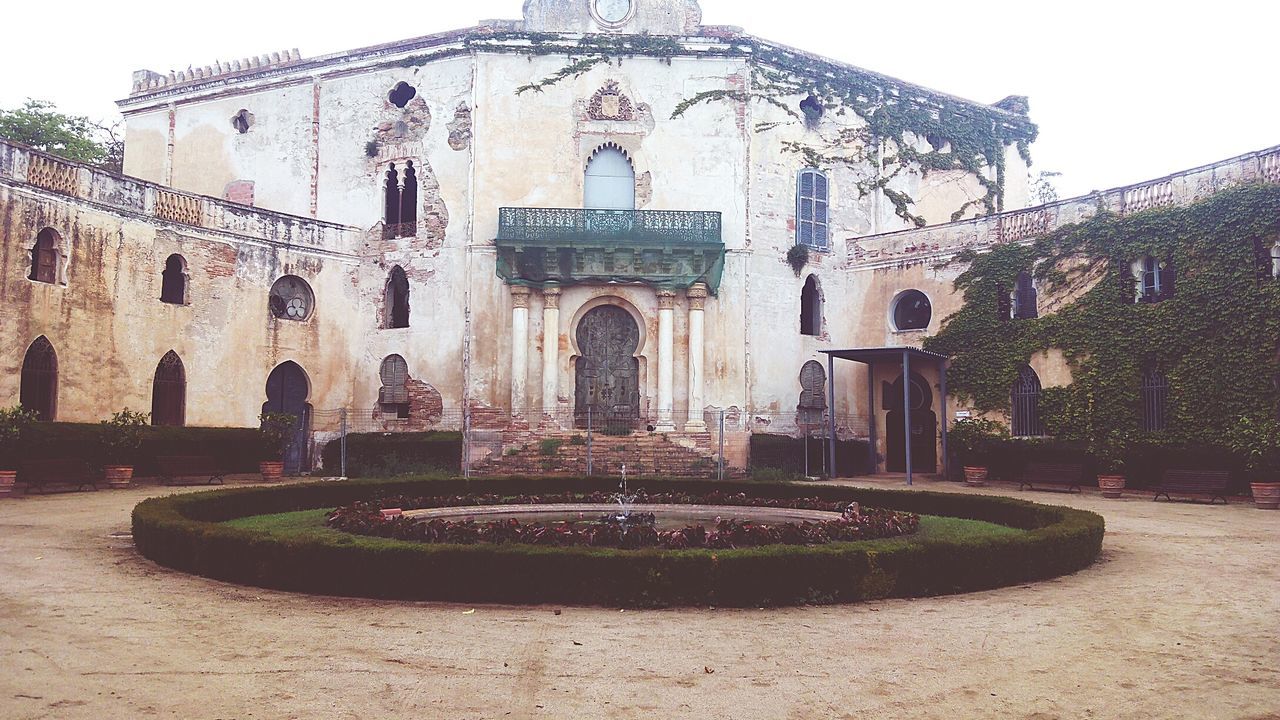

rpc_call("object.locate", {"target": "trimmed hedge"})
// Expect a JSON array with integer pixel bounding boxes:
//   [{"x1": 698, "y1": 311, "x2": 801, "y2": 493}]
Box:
[
  {"x1": 749, "y1": 434, "x2": 870, "y2": 477},
  {"x1": 10, "y1": 423, "x2": 264, "y2": 475},
  {"x1": 132, "y1": 477, "x2": 1104, "y2": 607},
  {"x1": 319, "y1": 432, "x2": 462, "y2": 477}
]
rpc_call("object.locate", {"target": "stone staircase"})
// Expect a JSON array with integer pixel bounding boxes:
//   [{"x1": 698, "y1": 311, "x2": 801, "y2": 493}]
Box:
[{"x1": 471, "y1": 429, "x2": 730, "y2": 478}]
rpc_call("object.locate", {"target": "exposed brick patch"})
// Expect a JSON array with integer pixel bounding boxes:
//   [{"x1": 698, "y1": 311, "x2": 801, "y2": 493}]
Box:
[
  {"x1": 371, "y1": 378, "x2": 444, "y2": 430},
  {"x1": 636, "y1": 171, "x2": 652, "y2": 208},
  {"x1": 224, "y1": 180, "x2": 255, "y2": 206},
  {"x1": 447, "y1": 103, "x2": 472, "y2": 151},
  {"x1": 374, "y1": 97, "x2": 431, "y2": 145}
]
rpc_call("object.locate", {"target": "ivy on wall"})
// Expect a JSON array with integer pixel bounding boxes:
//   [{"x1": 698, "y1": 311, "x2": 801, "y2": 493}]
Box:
[
  {"x1": 922, "y1": 183, "x2": 1280, "y2": 455},
  {"x1": 467, "y1": 32, "x2": 1035, "y2": 225}
]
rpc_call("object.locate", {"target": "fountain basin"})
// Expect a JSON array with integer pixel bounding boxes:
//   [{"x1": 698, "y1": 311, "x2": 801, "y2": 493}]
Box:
[{"x1": 404, "y1": 503, "x2": 849, "y2": 531}]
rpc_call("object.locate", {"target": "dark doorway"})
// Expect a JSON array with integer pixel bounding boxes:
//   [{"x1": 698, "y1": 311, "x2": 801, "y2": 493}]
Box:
[
  {"x1": 884, "y1": 372, "x2": 937, "y2": 473},
  {"x1": 20, "y1": 336, "x2": 58, "y2": 421},
  {"x1": 152, "y1": 351, "x2": 186, "y2": 426},
  {"x1": 575, "y1": 305, "x2": 640, "y2": 431},
  {"x1": 262, "y1": 361, "x2": 312, "y2": 474}
]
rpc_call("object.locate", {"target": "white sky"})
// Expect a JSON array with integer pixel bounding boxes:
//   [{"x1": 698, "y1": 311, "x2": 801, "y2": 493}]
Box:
[{"x1": 1, "y1": 0, "x2": 1275, "y2": 198}]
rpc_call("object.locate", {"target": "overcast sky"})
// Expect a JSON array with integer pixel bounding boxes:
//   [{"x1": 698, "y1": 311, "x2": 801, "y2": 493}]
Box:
[{"x1": 2, "y1": 0, "x2": 1275, "y2": 198}]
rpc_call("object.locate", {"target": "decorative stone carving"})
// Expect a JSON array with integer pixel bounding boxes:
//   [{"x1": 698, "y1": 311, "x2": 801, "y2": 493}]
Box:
[
  {"x1": 543, "y1": 284, "x2": 561, "y2": 309},
  {"x1": 511, "y1": 285, "x2": 533, "y2": 309},
  {"x1": 26, "y1": 154, "x2": 79, "y2": 196},
  {"x1": 686, "y1": 283, "x2": 708, "y2": 310},
  {"x1": 588, "y1": 81, "x2": 635, "y2": 122},
  {"x1": 156, "y1": 189, "x2": 203, "y2": 226},
  {"x1": 656, "y1": 289, "x2": 677, "y2": 310}
]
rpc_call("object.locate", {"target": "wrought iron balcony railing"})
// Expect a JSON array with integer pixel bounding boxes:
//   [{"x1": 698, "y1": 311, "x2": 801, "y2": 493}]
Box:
[{"x1": 497, "y1": 207, "x2": 722, "y2": 245}]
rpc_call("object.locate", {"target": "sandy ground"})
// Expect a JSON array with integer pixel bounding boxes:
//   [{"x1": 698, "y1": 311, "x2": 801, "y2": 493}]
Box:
[{"x1": 0, "y1": 478, "x2": 1276, "y2": 720}]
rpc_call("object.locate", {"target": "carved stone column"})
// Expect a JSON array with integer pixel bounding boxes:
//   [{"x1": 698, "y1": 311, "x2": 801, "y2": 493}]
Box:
[
  {"x1": 541, "y1": 285, "x2": 561, "y2": 419},
  {"x1": 510, "y1": 286, "x2": 532, "y2": 414},
  {"x1": 685, "y1": 283, "x2": 708, "y2": 431},
  {"x1": 656, "y1": 289, "x2": 677, "y2": 432}
]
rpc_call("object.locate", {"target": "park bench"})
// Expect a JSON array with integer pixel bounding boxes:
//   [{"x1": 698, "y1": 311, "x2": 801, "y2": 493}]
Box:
[
  {"x1": 1154, "y1": 469, "x2": 1230, "y2": 505},
  {"x1": 1018, "y1": 463, "x2": 1085, "y2": 493},
  {"x1": 19, "y1": 459, "x2": 97, "y2": 493},
  {"x1": 156, "y1": 455, "x2": 225, "y2": 486}
]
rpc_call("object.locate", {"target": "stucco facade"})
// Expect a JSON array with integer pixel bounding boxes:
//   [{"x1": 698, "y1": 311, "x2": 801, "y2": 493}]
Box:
[{"x1": 20, "y1": 0, "x2": 1263, "y2": 474}]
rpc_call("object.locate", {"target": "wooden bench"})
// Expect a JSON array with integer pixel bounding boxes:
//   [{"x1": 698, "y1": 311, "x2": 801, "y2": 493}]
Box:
[
  {"x1": 156, "y1": 455, "x2": 225, "y2": 486},
  {"x1": 1154, "y1": 469, "x2": 1230, "y2": 504},
  {"x1": 1018, "y1": 463, "x2": 1085, "y2": 493},
  {"x1": 19, "y1": 459, "x2": 97, "y2": 493}
]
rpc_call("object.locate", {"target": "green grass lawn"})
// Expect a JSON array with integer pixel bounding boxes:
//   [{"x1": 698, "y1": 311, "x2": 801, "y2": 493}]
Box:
[{"x1": 224, "y1": 509, "x2": 1023, "y2": 547}]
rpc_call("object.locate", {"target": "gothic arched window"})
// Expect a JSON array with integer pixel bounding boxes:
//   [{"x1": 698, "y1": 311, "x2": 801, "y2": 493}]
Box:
[
  {"x1": 160, "y1": 254, "x2": 188, "y2": 305},
  {"x1": 796, "y1": 168, "x2": 829, "y2": 250},
  {"x1": 798, "y1": 360, "x2": 827, "y2": 427},
  {"x1": 584, "y1": 145, "x2": 635, "y2": 210},
  {"x1": 20, "y1": 336, "x2": 58, "y2": 421},
  {"x1": 383, "y1": 162, "x2": 418, "y2": 238},
  {"x1": 1011, "y1": 365, "x2": 1044, "y2": 437},
  {"x1": 379, "y1": 354, "x2": 410, "y2": 418},
  {"x1": 386, "y1": 265, "x2": 410, "y2": 329},
  {"x1": 152, "y1": 351, "x2": 186, "y2": 427},
  {"x1": 800, "y1": 275, "x2": 822, "y2": 336}
]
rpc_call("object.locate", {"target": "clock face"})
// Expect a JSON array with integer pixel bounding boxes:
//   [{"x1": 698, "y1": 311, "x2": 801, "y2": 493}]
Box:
[{"x1": 594, "y1": 0, "x2": 631, "y2": 24}]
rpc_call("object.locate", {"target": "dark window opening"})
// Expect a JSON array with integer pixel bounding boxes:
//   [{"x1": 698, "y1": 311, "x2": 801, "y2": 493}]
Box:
[
  {"x1": 160, "y1": 254, "x2": 187, "y2": 304},
  {"x1": 996, "y1": 283, "x2": 1012, "y2": 321},
  {"x1": 20, "y1": 336, "x2": 57, "y2": 421},
  {"x1": 800, "y1": 275, "x2": 822, "y2": 336},
  {"x1": 1141, "y1": 367, "x2": 1169, "y2": 432},
  {"x1": 799, "y1": 95, "x2": 824, "y2": 127},
  {"x1": 1011, "y1": 365, "x2": 1044, "y2": 437},
  {"x1": 388, "y1": 82, "x2": 417, "y2": 109},
  {"x1": 1013, "y1": 270, "x2": 1038, "y2": 319},
  {"x1": 382, "y1": 162, "x2": 417, "y2": 238},
  {"x1": 29, "y1": 228, "x2": 60, "y2": 284},
  {"x1": 379, "y1": 354, "x2": 410, "y2": 417},
  {"x1": 386, "y1": 265, "x2": 410, "y2": 329},
  {"x1": 893, "y1": 290, "x2": 932, "y2": 331},
  {"x1": 798, "y1": 360, "x2": 827, "y2": 428},
  {"x1": 796, "y1": 169, "x2": 829, "y2": 250},
  {"x1": 1139, "y1": 255, "x2": 1176, "y2": 303},
  {"x1": 231, "y1": 109, "x2": 254, "y2": 134},
  {"x1": 152, "y1": 351, "x2": 186, "y2": 427}
]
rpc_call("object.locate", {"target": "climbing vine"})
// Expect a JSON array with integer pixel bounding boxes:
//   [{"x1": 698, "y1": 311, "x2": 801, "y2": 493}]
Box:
[{"x1": 922, "y1": 183, "x2": 1280, "y2": 458}]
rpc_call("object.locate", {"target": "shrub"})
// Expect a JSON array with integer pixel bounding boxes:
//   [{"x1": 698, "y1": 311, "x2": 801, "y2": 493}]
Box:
[
  {"x1": 132, "y1": 476, "x2": 1104, "y2": 608},
  {"x1": 539, "y1": 438, "x2": 563, "y2": 456},
  {"x1": 8, "y1": 423, "x2": 265, "y2": 474},
  {"x1": 319, "y1": 431, "x2": 461, "y2": 478},
  {"x1": 749, "y1": 434, "x2": 869, "y2": 477}
]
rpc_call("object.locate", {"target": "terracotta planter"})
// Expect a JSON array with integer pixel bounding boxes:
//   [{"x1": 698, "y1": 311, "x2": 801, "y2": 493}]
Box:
[
  {"x1": 1250, "y1": 482, "x2": 1280, "y2": 510},
  {"x1": 1097, "y1": 474, "x2": 1126, "y2": 499},
  {"x1": 103, "y1": 465, "x2": 134, "y2": 489},
  {"x1": 963, "y1": 466, "x2": 988, "y2": 487},
  {"x1": 0, "y1": 469, "x2": 16, "y2": 496},
  {"x1": 259, "y1": 461, "x2": 285, "y2": 482}
]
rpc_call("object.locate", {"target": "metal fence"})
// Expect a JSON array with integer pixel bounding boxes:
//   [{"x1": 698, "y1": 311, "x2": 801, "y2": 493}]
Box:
[{"x1": 303, "y1": 406, "x2": 870, "y2": 480}]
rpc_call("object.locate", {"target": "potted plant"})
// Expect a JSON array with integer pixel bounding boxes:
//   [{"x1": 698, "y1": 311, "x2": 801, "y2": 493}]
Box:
[
  {"x1": 1092, "y1": 433, "x2": 1130, "y2": 499},
  {"x1": 0, "y1": 406, "x2": 37, "y2": 496},
  {"x1": 1227, "y1": 417, "x2": 1280, "y2": 510},
  {"x1": 950, "y1": 417, "x2": 1007, "y2": 486},
  {"x1": 258, "y1": 412, "x2": 297, "y2": 482},
  {"x1": 100, "y1": 408, "x2": 149, "y2": 488}
]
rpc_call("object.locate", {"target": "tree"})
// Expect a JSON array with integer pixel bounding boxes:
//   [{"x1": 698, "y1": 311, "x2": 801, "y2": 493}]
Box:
[{"x1": 0, "y1": 99, "x2": 122, "y2": 173}]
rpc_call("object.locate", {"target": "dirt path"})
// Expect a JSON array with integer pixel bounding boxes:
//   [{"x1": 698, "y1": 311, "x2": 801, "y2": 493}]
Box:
[{"x1": 0, "y1": 479, "x2": 1276, "y2": 720}]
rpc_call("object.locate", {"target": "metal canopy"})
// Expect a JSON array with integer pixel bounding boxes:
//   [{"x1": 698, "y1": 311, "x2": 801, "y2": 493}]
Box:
[{"x1": 820, "y1": 347, "x2": 950, "y2": 486}]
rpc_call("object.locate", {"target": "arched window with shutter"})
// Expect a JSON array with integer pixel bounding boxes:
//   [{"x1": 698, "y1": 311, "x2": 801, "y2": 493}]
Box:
[
  {"x1": 584, "y1": 144, "x2": 635, "y2": 210},
  {"x1": 20, "y1": 336, "x2": 58, "y2": 421},
  {"x1": 800, "y1": 275, "x2": 822, "y2": 336},
  {"x1": 385, "y1": 266, "x2": 410, "y2": 329},
  {"x1": 1136, "y1": 255, "x2": 1176, "y2": 303},
  {"x1": 379, "y1": 354, "x2": 410, "y2": 418},
  {"x1": 797, "y1": 360, "x2": 827, "y2": 428},
  {"x1": 1011, "y1": 365, "x2": 1044, "y2": 437},
  {"x1": 796, "y1": 168, "x2": 829, "y2": 250},
  {"x1": 152, "y1": 351, "x2": 186, "y2": 426},
  {"x1": 28, "y1": 228, "x2": 62, "y2": 285}
]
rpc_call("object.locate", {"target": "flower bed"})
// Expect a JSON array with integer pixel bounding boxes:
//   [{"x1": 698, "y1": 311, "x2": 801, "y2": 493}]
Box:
[
  {"x1": 325, "y1": 493, "x2": 919, "y2": 549},
  {"x1": 131, "y1": 476, "x2": 1105, "y2": 607}
]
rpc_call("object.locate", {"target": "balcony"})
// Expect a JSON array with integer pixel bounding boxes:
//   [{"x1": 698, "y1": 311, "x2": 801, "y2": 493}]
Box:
[{"x1": 495, "y1": 207, "x2": 725, "y2": 292}]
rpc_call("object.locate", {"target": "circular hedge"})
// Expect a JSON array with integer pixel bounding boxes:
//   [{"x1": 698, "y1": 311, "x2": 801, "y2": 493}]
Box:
[{"x1": 132, "y1": 477, "x2": 1105, "y2": 607}]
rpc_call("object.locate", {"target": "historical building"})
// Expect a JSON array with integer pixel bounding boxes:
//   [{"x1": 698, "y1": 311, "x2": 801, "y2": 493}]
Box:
[{"x1": 3, "y1": 0, "x2": 1276, "y2": 475}]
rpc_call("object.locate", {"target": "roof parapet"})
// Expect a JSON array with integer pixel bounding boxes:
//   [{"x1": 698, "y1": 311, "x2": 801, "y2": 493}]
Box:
[{"x1": 129, "y1": 49, "x2": 303, "y2": 96}]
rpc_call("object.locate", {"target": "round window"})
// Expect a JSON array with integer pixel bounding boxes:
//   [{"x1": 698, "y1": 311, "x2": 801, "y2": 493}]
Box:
[
  {"x1": 892, "y1": 290, "x2": 932, "y2": 331},
  {"x1": 593, "y1": 0, "x2": 632, "y2": 24},
  {"x1": 269, "y1": 275, "x2": 315, "y2": 322}
]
